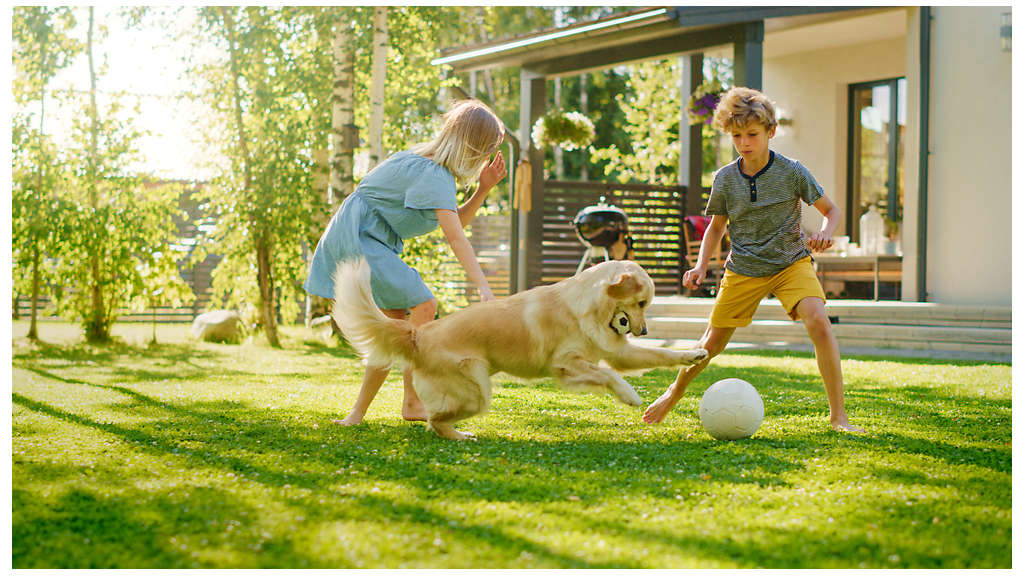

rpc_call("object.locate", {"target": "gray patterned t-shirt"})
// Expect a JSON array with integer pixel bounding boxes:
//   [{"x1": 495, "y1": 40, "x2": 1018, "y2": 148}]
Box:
[{"x1": 705, "y1": 151, "x2": 823, "y2": 277}]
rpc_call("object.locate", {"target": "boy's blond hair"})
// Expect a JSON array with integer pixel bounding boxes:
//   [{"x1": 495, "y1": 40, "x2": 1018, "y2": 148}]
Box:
[
  {"x1": 712, "y1": 87, "x2": 777, "y2": 133},
  {"x1": 413, "y1": 99, "x2": 504, "y2": 186}
]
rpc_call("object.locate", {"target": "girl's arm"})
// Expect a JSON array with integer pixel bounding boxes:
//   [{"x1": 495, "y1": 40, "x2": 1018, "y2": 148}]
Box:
[
  {"x1": 437, "y1": 209, "x2": 494, "y2": 302},
  {"x1": 807, "y1": 195, "x2": 841, "y2": 252},
  {"x1": 457, "y1": 152, "x2": 506, "y2": 227}
]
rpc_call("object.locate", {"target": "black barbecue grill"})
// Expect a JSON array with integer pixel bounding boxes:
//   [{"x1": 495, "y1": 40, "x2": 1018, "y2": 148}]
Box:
[{"x1": 572, "y1": 198, "x2": 634, "y2": 273}]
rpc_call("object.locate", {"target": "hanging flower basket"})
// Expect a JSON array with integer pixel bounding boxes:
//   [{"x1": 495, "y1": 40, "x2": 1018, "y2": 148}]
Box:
[
  {"x1": 686, "y1": 79, "x2": 727, "y2": 126},
  {"x1": 531, "y1": 110, "x2": 595, "y2": 151}
]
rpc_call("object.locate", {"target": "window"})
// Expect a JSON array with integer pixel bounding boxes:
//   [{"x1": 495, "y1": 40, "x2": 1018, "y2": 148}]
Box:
[{"x1": 847, "y1": 77, "x2": 906, "y2": 241}]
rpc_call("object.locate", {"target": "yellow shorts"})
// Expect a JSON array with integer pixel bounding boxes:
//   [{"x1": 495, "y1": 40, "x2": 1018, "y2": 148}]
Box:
[{"x1": 710, "y1": 257, "x2": 826, "y2": 328}]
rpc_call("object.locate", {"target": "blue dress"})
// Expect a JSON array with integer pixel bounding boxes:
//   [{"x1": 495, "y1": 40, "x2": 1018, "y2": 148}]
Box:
[{"x1": 304, "y1": 150, "x2": 457, "y2": 310}]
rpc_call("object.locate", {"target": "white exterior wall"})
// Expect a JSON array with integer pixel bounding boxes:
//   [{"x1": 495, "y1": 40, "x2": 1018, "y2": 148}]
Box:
[
  {"x1": 927, "y1": 7, "x2": 1012, "y2": 305},
  {"x1": 763, "y1": 36, "x2": 906, "y2": 238},
  {"x1": 759, "y1": 7, "x2": 1011, "y2": 306}
]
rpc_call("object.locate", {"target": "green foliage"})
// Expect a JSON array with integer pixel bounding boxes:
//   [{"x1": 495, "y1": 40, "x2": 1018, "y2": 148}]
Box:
[
  {"x1": 11, "y1": 7, "x2": 80, "y2": 105},
  {"x1": 590, "y1": 59, "x2": 681, "y2": 186},
  {"x1": 11, "y1": 116, "x2": 66, "y2": 309},
  {"x1": 51, "y1": 47, "x2": 191, "y2": 340},
  {"x1": 192, "y1": 7, "x2": 326, "y2": 329},
  {"x1": 12, "y1": 323, "x2": 1012, "y2": 568}
]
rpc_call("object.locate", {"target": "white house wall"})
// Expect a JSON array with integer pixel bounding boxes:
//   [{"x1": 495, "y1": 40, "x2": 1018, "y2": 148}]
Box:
[
  {"x1": 763, "y1": 34, "x2": 907, "y2": 239},
  {"x1": 760, "y1": 7, "x2": 1011, "y2": 306},
  {"x1": 927, "y1": 6, "x2": 1012, "y2": 306}
]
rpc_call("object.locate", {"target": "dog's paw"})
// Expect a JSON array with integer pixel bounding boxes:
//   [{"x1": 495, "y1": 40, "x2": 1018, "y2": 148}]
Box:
[
  {"x1": 680, "y1": 347, "x2": 709, "y2": 365},
  {"x1": 429, "y1": 422, "x2": 477, "y2": 441},
  {"x1": 615, "y1": 386, "x2": 644, "y2": 406}
]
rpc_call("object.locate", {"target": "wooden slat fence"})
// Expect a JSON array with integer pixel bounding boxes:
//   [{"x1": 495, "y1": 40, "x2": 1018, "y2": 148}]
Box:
[{"x1": 541, "y1": 180, "x2": 688, "y2": 295}]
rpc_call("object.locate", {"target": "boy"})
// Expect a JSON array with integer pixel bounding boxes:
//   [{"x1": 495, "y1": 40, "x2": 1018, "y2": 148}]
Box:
[{"x1": 643, "y1": 87, "x2": 863, "y2": 433}]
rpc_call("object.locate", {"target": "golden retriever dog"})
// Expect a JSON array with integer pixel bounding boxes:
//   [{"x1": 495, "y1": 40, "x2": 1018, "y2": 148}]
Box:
[{"x1": 331, "y1": 258, "x2": 708, "y2": 440}]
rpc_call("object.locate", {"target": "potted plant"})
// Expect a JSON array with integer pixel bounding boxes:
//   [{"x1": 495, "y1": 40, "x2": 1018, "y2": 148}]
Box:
[
  {"x1": 686, "y1": 78, "x2": 727, "y2": 126},
  {"x1": 531, "y1": 110, "x2": 595, "y2": 151}
]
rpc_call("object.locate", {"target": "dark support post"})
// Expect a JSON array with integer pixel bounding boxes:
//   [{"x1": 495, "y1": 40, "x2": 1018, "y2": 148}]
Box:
[
  {"x1": 917, "y1": 7, "x2": 931, "y2": 302},
  {"x1": 519, "y1": 69, "x2": 546, "y2": 291},
  {"x1": 686, "y1": 52, "x2": 705, "y2": 216},
  {"x1": 733, "y1": 21, "x2": 764, "y2": 90}
]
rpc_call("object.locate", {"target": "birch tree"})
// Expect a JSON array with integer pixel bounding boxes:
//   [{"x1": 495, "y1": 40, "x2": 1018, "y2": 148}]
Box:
[
  {"x1": 367, "y1": 7, "x2": 388, "y2": 169},
  {"x1": 329, "y1": 9, "x2": 356, "y2": 204}
]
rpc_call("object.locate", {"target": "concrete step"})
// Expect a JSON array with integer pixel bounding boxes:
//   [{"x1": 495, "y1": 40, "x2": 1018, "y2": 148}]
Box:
[
  {"x1": 645, "y1": 297, "x2": 1011, "y2": 362},
  {"x1": 648, "y1": 296, "x2": 1011, "y2": 329}
]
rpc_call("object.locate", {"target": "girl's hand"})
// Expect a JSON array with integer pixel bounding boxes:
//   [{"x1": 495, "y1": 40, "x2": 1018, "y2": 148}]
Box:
[
  {"x1": 479, "y1": 285, "x2": 495, "y2": 302},
  {"x1": 478, "y1": 151, "x2": 507, "y2": 194}
]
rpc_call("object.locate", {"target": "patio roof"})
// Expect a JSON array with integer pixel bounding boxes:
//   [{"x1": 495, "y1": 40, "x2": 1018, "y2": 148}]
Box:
[{"x1": 433, "y1": 6, "x2": 864, "y2": 76}]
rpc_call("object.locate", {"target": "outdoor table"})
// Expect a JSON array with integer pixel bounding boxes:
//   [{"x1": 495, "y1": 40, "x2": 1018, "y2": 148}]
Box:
[{"x1": 812, "y1": 253, "x2": 902, "y2": 300}]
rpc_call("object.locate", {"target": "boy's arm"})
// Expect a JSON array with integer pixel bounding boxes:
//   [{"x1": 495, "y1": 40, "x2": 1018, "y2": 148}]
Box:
[
  {"x1": 697, "y1": 215, "x2": 729, "y2": 266},
  {"x1": 807, "y1": 195, "x2": 841, "y2": 252},
  {"x1": 683, "y1": 215, "x2": 728, "y2": 290}
]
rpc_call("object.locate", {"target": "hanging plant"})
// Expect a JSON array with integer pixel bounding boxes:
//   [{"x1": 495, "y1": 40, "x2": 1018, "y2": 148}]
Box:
[
  {"x1": 531, "y1": 110, "x2": 595, "y2": 151},
  {"x1": 686, "y1": 79, "x2": 727, "y2": 126}
]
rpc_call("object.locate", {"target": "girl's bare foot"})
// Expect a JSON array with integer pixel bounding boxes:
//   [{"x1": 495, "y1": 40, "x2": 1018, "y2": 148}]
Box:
[
  {"x1": 831, "y1": 419, "x2": 865, "y2": 433},
  {"x1": 333, "y1": 412, "x2": 364, "y2": 426},
  {"x1": 402, "y1": 402, "x2": 428, "y2": 422}
]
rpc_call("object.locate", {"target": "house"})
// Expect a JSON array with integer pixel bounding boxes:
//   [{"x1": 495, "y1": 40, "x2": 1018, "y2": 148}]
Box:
[{"x1": 433, "y1": 6, "x2": 1012, "y2": 308}]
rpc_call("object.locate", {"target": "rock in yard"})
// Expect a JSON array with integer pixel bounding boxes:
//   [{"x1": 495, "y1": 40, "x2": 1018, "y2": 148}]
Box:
[{"x1": 192, "y1": 310, "x2": 242, "y2": 343}]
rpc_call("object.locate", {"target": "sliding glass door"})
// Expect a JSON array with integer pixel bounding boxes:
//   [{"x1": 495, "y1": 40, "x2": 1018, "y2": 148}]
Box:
[{"x1": 847, "y1": 77, "x2": 906, "y2": 241}]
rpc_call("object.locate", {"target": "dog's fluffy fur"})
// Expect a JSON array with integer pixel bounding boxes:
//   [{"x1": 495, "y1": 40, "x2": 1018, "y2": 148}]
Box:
[{"x1": 332, "y1": 258, "x2": 708, "y2": 440}]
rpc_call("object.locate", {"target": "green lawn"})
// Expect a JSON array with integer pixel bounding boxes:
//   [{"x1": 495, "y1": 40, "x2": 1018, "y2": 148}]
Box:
[{"x1": 11, "y1": 320, "x2": 1011, "y2": 568}]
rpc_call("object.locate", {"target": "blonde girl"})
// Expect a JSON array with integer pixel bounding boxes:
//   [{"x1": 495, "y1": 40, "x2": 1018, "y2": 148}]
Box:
[{"x1": 305, "y1": 99, "x2": 507, "y2": 425}]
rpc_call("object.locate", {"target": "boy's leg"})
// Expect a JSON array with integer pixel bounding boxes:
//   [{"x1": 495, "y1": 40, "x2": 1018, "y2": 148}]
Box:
[
  {"x1": 642, "y1": 324, "x2": 735, "y2": 424},
  {"x1": 793, "y1": 296, "x2": 864, "y2": 433},
  {"x1": 334, "y1": 307, "x2": 416, "y2": 426},
  {"x1": 401, "y1": 299, "x2": 438, "y2": 421}
]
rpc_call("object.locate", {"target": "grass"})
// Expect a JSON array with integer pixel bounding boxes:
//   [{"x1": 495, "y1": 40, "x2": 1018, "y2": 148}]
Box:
[{"x1": 11, "y1": 320, "x2": 1012, "y2": 569}]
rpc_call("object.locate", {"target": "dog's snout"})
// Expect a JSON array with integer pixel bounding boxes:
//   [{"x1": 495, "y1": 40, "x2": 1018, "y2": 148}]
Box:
[{"x1": 641, "y1": 324, "x2": 647, "y2": 336}]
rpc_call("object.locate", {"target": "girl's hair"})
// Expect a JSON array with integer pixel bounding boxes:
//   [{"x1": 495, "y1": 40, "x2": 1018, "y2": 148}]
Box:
[
  {"x1": 712, "y1": 87, "x2": 778, "y2": 133},
  {"x1": 413, "y1": 99, "x2": 504, "y2": 186}
]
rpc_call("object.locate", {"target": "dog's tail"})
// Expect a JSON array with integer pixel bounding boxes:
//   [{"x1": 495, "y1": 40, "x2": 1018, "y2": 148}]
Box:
[{"x1": 330, "y1": 258, "x2": 416, "y2": 368}]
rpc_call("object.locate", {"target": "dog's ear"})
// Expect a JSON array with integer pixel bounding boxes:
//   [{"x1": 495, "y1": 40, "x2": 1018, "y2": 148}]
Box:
[{"x1": 607, "y1": 272, "x2": 642, "y2": 299}]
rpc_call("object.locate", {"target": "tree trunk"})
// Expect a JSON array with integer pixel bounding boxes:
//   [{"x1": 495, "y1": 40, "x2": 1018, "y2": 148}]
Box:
[
  {"x1": 580, "y1": 73, "x2": 588, "y2": 181},
  {"x1": 553, "y1": 77, "x2": 564, "y2": 179},
  {"x1": 28, "y1": 247, "x2": 39, "y2": 340},
  {"x1": 306, "y1": 148, "x2": 331, "y2": 327},
  {"x1": 85, "y1": 6, "x2": 108, "y2": 343},
  {"x1": 256, "y1": 234, "x2": 280, "y2": 347},
  {"x1": 329, "y1": 10, "x2": 355, "y2": 205},
  {"x1": 221, "y1": 7, "x2": 280, "y2": 347},
  {"x1": 368, "y1": 7, "x2": 388, "y2": 169},
  {"x1": 28, "y1": 21, "x2": 50, "y2": 341}
]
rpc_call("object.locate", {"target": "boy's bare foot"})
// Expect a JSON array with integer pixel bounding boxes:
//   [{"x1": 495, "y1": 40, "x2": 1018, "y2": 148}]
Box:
[
  {"x1": 642, "y1": 390, "x2": 680, "y2": 424},
  {"x1": 831, "y1": 419, "x2": 865, "y2": 433}
]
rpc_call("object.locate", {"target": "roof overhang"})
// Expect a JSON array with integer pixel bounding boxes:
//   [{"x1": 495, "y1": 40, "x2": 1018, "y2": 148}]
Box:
[{"x1": 433, "y1": 5, "x2": 865, "y2": 76}]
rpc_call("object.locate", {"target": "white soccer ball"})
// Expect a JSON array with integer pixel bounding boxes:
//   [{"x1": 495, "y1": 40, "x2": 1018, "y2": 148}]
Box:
[{"x1": 699, "y1": 378, "x2": 765, "y2": 440}]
